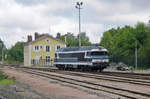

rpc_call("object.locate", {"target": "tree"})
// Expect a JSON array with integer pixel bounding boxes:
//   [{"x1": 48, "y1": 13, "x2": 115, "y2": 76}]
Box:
[
  {"x1": 6, "y1": 42, "x2": 24, "y2": 63},
  {"x1": 78, "y1": 32, "x2": 91, "y2": 46},
  {"x1": 0, "y1": 39, "x2": 6, "y2": 61},
  {"x1": 57, "y1": 32, "x2": 91, "y2": 47}
]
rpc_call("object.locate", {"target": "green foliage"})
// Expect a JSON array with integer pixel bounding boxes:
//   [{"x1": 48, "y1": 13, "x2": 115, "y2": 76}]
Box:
[
  {"x1": 78, "y1": 32, "x2": 91, "y2": 46},
  {"x1": 66, "y1": 32, "x2": 78, "y2": 47},
  {"x1": 57, "y1": 32, "x2": 91, "y2": 47},
  {"x1": 100, "y1": 22, "x2": 150, "y2": 68},
  {"x1": 0, "y1": 79, "x2": 14, "y2": 85},
  {"x1": 0, "y1": 39, "x2": 6, "y2": 61},
  {"x1": 0, "y1": 72, "x2": 14, "y2": 85},
  {"x1": 0, "y1": 72, "x2": 7, "y2": 80},
  {"x1": 5, "y1": 42, "x2": 24, "y2": 63}
]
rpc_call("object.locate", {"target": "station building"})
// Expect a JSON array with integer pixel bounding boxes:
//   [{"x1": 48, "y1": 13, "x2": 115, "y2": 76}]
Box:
[{"x1": 24, "y1": 32, "x2": 66, "y2": 66}]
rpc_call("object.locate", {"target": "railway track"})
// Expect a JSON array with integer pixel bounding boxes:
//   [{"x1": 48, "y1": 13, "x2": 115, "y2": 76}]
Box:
[
  {"x1": 65, "y1": 70, "x2": 150, "y2": 80},
  {"x1": 21, "y1": 66, "x2": 150, "y2": 80},
  {"x1": 3, "y1": 64, "x2": 150, "y2": 79},
  {"x1": 101, "y1": 71, "x2": 150, "y2": 76},
  {"x1": 55, "y1": 71, "x2": 150, "y2": 86},
  {"x1": 20, "y1": 68, "x2": 150, "y2": 99},
  {"x1": 22, "y1": 67, "x2": 150, "y2": 86}
]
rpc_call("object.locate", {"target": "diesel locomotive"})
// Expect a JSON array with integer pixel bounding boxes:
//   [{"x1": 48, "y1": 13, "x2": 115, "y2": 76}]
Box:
[{"x1": 54, "y1": 46, "x2": 109, "y2": 72}]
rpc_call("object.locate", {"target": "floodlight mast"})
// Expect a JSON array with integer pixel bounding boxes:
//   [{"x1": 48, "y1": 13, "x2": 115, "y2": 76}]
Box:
[{"x1": 75, "y1": 2, "x2": 83, "y2": 47}]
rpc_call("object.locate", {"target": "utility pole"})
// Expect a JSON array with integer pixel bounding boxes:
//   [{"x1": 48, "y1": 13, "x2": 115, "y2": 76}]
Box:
[
  {"x1": 65, "y1": 36, "x2": 67, "y2": 44},
  {"x1": 75, "y1": 2, "x2": 83, "y2": 47}
]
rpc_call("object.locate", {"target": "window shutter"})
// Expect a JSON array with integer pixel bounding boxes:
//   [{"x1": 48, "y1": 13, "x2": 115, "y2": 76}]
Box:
[
  {"x1": 39, "y1": 45, "x2": 41, "y2": 51},
  {"x1": 44, "y1": 45, "x2": 46, "y2": 52},
  {"x1": 49, "y1": 45, "x2": 51, "y2": 52},
  {"x1": 39, "y1": 45, "x2": 40, "y2": 51},
  {"x1": 55, "y1": 45, "x2": 57, "y2": 51}
]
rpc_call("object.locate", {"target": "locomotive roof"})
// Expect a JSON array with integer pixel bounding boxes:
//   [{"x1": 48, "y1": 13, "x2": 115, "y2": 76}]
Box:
[{"x1": 57, "y1": 46, "x2": 106, "y2": 52}]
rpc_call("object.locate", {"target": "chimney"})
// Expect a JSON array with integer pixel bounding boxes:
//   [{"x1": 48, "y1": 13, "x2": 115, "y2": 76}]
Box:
[
  {"x1": 35, "y1": 32, "x2": 39, "y2": 40},
  {"x1": 56, "y1": 32, "x2": 61, "y2": 39},
  {"x1": 27, "y1": 35, "x2": 32, "y2": 42}
]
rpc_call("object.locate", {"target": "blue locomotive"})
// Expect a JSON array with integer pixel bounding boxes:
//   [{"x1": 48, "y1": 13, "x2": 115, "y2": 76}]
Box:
[{"x1": 54, "y1": 46, "x2": 109, "y2": 72}]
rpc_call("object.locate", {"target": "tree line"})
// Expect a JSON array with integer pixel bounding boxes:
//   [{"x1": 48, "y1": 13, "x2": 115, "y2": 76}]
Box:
[
  {"x1": 0, "y1": 41, "x2": 24, "y2": 64},
  {"x1": 100, "y1": 22, "x2": 150, "y2": 68}
]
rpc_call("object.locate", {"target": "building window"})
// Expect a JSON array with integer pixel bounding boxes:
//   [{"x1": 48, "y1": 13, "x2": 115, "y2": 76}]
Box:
[
  {"x1": 57, "y1": 45, "x2": 61, "y2": 49},
  {"x1": 46, "y1": 56, "x2": 50, "y2": 62},
  {"x1": 34, "y1": 46, "x2": 39, "y2": 51},
  {"x1": 45, "y1": 45, "x2": 51, "y2": 52},
  {"x1": 35, "y1": 46, "x2": 39, "y2": 50},
  {"x1": 34, "y1": 45, "x2": 42, "y2": 52},
  {"x1": 55, "y1": 45, "x2": 61, "y2": 50}
]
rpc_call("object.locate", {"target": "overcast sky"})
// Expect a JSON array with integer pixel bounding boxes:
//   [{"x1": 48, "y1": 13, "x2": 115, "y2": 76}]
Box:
[{"x1": 0, "y1": 0, "x2": 150, "y2": 48}]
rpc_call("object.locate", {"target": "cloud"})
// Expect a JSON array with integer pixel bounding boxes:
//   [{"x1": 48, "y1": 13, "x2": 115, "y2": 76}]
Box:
[
  {"x1": 0, "y1": 0, "x2": 150, "y2": 48},
  {"x1": 84, "y1": 0, "x2": 150, "y2": 24}
]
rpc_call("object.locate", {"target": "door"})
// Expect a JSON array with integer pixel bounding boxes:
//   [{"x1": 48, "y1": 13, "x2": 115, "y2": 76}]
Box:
[
  {"x1": 46, "y1": 56, "x2": 50, "y2": 66},
  {"x1": 35, "y1": 56, "x2": 39, "y2": 65}
]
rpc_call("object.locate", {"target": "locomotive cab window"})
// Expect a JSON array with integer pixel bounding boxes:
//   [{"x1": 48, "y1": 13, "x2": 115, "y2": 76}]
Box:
[{"x1": 87, "y1": 51, "x2": 107, "y2": 56}]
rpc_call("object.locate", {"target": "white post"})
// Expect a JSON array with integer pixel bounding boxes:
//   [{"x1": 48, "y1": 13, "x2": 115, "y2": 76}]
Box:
[
  {"x1": 75, "y1": 2, "x2": 83, "y2": 47},
  {"x1": 78, "y1": 5, "x2": 81, "y2": 46}
]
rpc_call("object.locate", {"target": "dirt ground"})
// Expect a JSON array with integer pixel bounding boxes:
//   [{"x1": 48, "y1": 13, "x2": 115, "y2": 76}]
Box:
[{"x1": 0, "y1": 67, "x2": 115, "y2": 99}]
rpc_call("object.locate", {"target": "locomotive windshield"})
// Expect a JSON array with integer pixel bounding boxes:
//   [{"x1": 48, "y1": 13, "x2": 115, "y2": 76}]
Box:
[{"x1": 87, "y1": 51, "x2": 107, "y2": 56}]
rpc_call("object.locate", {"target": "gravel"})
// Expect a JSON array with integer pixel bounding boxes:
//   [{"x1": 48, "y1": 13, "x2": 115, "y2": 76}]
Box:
[{"x1": 0, "y1": 81, "x2": 50, "y2": 99}]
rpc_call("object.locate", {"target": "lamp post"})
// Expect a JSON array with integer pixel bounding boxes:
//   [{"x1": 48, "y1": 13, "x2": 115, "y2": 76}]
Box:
[{"x1": 75, "y1": 2, "x2": 83, "y2": 47}]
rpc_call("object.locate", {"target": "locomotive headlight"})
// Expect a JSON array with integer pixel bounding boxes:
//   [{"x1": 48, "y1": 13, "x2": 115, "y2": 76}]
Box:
[
  {"x1": 92, "y1": 59, "x2": 103, "y2": 62},
  {"x1": 101, "y1": 60, "x2": 104, "y2": 62},
  {"x1": 92, "y1": 59, "x2": 109, "y2": 63},
  {"x1": 104, "y1": 59, "x2": 109, "y2": 62},
  {"x1": 92, "y1": 59, "x2": 97, "y2": 62},
  {"x1": 101, "y1": 59, "x2": 109, "y2": 62},
  {"x1": 92, "y1": 59, "x2": 99, "y2": 62}
]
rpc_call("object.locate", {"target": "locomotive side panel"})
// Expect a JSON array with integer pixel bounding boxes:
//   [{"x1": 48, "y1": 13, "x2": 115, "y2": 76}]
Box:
[{"x1": 54, "y1": 46, "x2": 109, "y2": 71}]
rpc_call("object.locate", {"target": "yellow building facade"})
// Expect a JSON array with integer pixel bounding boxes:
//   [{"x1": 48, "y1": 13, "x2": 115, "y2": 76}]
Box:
[{"x1": 24, "y1": 33, "x2": 66, "y2": 66}]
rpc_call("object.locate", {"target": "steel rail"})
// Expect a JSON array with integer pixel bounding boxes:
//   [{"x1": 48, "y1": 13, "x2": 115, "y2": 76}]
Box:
[
  {"x1": 22, "y1": 67, "x2": 150, "y2": 86},
  {"x1": 57, "y1": 71, "x2": 150, "y2": 86}
]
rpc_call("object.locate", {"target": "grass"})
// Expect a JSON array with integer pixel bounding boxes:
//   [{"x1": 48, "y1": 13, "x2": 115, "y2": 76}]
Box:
[
  {"x1": 4, "y1": 61, "x2": 22, "y2": 65},
  {"x1": 0, "y1": 72, "x2": 14, "y2": 85},
  {"x1": 0, "y1": 79, "x2": 14, "y2": 85}
]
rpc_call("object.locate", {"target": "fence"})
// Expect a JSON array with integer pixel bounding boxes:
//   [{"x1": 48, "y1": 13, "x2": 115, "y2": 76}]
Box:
[{"x1": 110, "y1": 54, "x2": 150, "y2": 69}]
